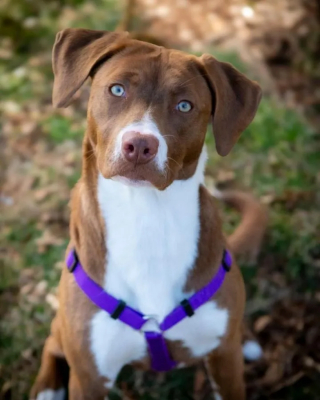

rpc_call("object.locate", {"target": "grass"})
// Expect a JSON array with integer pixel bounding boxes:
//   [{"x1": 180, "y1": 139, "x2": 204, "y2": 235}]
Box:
[{"x1": 42, "y1": 115, "x2": 83, "y2": 144}]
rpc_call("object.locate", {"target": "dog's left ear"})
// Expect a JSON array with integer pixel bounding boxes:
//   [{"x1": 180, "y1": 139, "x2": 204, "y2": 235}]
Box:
[
  {"x1": 199, "y1": 54, "x2": 262, "y2": 156},
  {"x1": 52, "y1": 28, "x2": 129, "y2": 108}
]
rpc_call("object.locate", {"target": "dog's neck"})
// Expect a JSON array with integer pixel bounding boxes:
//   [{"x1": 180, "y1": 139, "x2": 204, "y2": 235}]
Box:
[{"x1": 94, "y1": 147, "x2": 207, "y2": 318}]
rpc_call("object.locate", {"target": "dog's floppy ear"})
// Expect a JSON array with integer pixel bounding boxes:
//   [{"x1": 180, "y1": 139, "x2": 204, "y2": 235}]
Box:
[
  {"x1": 199, "y1": 54, "x2": 262, "y2": 156},
  {"x1": 52, "y1": 28, "x2": 129, "y2": 108}
]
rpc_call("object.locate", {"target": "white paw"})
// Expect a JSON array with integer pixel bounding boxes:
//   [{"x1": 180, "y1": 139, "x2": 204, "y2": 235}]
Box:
[
  {"x1": 36, "y1": 388, "x2": 66, "y2": 400},
  {"x1": 242, "y1": 340, "x2": 263, "y2": 361}
]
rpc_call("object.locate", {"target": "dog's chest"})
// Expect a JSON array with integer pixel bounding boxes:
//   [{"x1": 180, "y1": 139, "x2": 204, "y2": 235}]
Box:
[{"x1": 90, "y1": 172, "x2": 228, "y2": 382}]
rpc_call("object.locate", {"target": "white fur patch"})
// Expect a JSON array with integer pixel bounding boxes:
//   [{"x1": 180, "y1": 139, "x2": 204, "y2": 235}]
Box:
[
  {"x1": 91, "y1": 146, "x2": 229, "y2": 381},
  {"x1": 166, "y1": 301, "x2": 228, "y2": 357},
  {"x1": 113, "y1": 111, "x2": 168, "y2": 171},
  {"x1": 111, "y1": 176, "x2": 154, "y2": 188},
  {"x1": 36, "y1": 388, "x2": 65, "y2": 400}
]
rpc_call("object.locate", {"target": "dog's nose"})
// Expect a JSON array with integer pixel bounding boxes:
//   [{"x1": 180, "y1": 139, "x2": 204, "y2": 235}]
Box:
[{"x1": 122, "y1": 131, "x2": 159, "y2": 165}]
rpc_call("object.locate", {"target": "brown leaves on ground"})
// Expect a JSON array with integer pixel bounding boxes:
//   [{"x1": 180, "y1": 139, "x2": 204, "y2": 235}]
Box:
[{"x1": 245, "y1": 298, "x2": 320, "y2": 398}]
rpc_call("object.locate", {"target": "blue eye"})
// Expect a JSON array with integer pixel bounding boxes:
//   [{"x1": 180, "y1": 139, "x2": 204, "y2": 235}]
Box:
[
  {"x1": 110, "y1": 84, "x2": 125, "y2": 97},
  {"x1": 176, "y1": 101, "x2": 192, "y2": 113}
]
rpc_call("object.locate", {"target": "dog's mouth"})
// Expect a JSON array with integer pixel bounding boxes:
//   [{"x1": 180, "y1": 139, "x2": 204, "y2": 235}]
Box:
[
  {"x1": 100, "y1": 157, "x2": 175, "y2": 191},
  {"x1": 109, "y1": 167, "x2": 172, "y2": 190}
]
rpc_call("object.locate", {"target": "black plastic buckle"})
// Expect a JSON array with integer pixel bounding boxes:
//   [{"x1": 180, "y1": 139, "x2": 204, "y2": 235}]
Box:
[
  {"x1": 181, "y1": 299, "x2": 195, "y2": 317},
  {"x1": 111, "y1": 300, "x2": 127, "y2": 320},
  {"x1": 68, "y1": 250, "x2": 79, "y2": 273},
  {"x1": 222, "y1": 249, "x2": 231, "y2": 272}
]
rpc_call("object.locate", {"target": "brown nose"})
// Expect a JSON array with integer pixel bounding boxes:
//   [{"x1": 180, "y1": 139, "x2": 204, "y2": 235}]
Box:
[{"x1": 122, "y1": 131, "x2": 159, "y2": 165}]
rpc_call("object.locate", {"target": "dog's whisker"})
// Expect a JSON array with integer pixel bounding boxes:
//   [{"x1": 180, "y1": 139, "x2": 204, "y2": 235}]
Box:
[
  {"x1": 85, "y1": 151, "x2": 97, "y2": 163},
  {"x1": 164, "y1": 160, "x2": 177, "y2": 182},
  {"x1": 162, "y1": 135, "x2": 176, "y2": 140},
  {"x1": 178, "y1": 75, "x2": 202, "y2": 88},
  {"x1": 167, "y1": 156, "x2": 182, "y2": 169}
]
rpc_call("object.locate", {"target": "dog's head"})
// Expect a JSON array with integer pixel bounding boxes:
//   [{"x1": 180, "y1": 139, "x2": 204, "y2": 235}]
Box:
[{"x1": 52, "y1": 29, "x2": 261, "y2": 190}]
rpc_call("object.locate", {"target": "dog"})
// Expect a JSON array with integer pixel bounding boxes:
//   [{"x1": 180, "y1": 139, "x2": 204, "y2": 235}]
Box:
[{"x1": 30, "y1": 28, "x2": 262, "y2": 400}]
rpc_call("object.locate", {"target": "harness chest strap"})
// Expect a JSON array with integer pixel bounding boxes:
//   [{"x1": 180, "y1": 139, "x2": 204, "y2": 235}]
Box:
[{"x1": 66, "y1": 249, "x2": 232, "y2": 372}]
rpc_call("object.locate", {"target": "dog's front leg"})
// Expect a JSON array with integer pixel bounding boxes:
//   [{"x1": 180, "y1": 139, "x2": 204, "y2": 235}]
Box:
[
  {"x1": 68, "y1": 371, "x2": 108, "y2": 400},
  {"x1": 30, "y1": 317, "x2": 68, "y2": 400},
  {"x1": 206, "y1": 335, "x2": 245, "y2": 400}
]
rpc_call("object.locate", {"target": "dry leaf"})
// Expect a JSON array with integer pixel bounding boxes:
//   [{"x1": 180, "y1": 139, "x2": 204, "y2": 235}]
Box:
[
  {"x1": 46, "y1": 293, "x2": 59, "y2": 310},
  {"x1": 33, "y1": 280, "x2": 48, "y2": 297}
]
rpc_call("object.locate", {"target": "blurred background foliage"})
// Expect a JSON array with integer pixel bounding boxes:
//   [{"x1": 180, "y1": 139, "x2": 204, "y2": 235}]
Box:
[{"x1": 1, "y1": 0, "x2": 320, "y2": 399}]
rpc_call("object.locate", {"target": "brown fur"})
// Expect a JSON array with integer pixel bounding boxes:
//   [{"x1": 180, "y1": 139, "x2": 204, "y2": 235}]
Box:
[
  {"x1": 222, "y1": 190, "x2": 268, "y2": 264},
  {"x1": 31, "y1": 29, "x2": 262, "y2": 400}
]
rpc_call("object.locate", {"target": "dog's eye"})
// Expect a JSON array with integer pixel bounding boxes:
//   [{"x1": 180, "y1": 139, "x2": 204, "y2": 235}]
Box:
[
  {"x1": 110, "y1": 84, "x2": 125, "y2": 97},
  {"x1": 176, "y1": 101, "x2": 192, "y2": 113}
]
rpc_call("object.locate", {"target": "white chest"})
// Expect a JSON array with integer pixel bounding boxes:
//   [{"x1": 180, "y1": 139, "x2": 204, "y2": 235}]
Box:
[{"x1": 90, "y1": 150, "x2": 228, "y2": 383}]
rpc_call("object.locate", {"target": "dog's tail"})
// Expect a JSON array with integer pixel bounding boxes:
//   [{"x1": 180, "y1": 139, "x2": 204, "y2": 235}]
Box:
[{"x1": 212, "y1": 188, "x2": 268, "y2": 264}]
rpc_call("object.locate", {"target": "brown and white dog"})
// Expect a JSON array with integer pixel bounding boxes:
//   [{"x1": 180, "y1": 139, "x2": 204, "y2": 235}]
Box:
[{"x1": 31, "y1": 29, "x2": 263, "y2": 400}]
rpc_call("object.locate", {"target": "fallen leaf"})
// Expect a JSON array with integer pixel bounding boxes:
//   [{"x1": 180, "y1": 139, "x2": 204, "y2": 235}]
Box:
[{"x1": 46, "y1": 293, "x2": 59, "y2": 310}]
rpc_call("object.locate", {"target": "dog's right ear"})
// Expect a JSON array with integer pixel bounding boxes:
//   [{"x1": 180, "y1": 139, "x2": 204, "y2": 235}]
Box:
[
  {"x1": 52, "y1": 28, "x2": 129, "y2": 108},
  {"x1": 199, "y1": 54, "x2": 262, "y2": 156}
]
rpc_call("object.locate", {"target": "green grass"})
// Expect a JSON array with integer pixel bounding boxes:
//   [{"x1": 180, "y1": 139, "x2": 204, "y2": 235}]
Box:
[{"x1": 42, "y1": 115, "x2": 83, "y2": 144}]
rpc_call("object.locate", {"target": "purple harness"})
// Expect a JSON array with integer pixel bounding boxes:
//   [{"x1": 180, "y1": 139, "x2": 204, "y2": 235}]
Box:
[{"x1": 66, "y1": 249, "x2": 232, "y2": 372}]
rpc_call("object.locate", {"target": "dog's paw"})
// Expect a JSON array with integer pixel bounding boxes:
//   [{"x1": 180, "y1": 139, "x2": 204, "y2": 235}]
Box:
[{"x1": 30, "y1": 388, "x2": 66, "y2": 400}]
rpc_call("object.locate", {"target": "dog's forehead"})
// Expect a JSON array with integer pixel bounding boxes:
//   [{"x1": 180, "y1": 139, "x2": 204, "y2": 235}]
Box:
[{"x1": 95, "y1": 43, "x2": 203, "y2": 88}]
